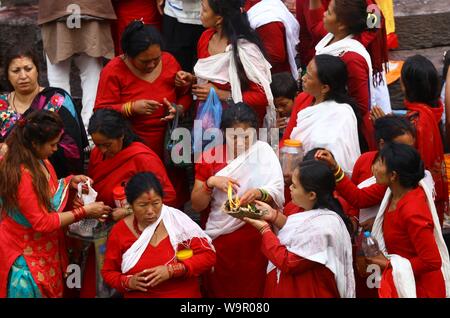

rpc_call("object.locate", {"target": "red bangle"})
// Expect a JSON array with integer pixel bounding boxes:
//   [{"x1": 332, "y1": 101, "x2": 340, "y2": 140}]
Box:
[
  {"x1": 167, "y1": 263, "x2": 187, "y2": 279},
  {"x1": 71, "y1": 206, "x2": 86, "y2": 222},
  {"x1": 121, "y1": 275, "x2": 132, "y2": 291},
  {"x1": 202, "y1": 180, "x2": 213, "y2": 193}
]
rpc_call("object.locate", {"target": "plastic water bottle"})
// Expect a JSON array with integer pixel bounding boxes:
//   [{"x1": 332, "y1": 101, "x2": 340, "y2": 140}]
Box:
[{"x1": 362, "y1": 231, "x2": 381, "y2": 257}]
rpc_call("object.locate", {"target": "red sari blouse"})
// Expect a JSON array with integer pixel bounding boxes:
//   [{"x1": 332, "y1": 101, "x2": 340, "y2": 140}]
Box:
[
  {"x1": 101, "y1": 219, "x2": 216, "y2": 298},
  {"x1": 94, "y1": 52, "x2": 192, "y2": 159}
]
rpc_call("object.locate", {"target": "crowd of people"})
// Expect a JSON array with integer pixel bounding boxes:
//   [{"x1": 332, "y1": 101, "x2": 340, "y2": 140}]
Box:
[{"x1": 0, "y1": 0, "x2": 449, "y2": 299}]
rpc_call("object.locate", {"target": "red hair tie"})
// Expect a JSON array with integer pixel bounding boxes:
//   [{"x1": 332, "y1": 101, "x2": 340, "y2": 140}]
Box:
[{"x1": 17, "y1": 117, "x2": 27, "y2": 128}]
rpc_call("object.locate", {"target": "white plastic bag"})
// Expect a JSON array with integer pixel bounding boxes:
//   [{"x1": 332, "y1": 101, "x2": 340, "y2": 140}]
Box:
[{"x1": 68, "y1": 180, "x2": 99, "y2": 239}]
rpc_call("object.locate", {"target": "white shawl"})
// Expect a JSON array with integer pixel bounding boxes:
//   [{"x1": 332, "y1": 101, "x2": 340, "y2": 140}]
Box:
[
  {"x1": 205, "y1": 141, "x2": 285, "y2": 240},
  {"x1": 315, "y1": 33, "x2": 375, "y2": 108},
  {"x1": 194, "y1": 39, "x2": 277, "y2": 128},
  {"x1": 247, "y1": 0, "x2": 300, "y2": 80},
  {"x1": 372, "y1": 180, "x2": 450, "y2": 298},
  {"x1": 357, "y1": 176, "x2": 380, "y2": 223},
  {"x1": 267, "y1": 209, "x2": 355, "y2": 298},
  {"x1": 121, "y1": 205, "x2": 214, "y2": 274},
  {"x1": 290, "y1": 100, "x2": 361, "y2": 175}
]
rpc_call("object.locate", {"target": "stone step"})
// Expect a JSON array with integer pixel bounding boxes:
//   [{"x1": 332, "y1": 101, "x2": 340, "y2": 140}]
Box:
[{"x1": 393, "y1": 0, "x2": 450, "y2": 50}]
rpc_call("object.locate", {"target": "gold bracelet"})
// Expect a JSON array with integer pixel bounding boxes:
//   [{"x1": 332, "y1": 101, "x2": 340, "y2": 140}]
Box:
[
  {"x1": 129, "y1": 101, "x2": 134, "y2": 116},
  {"x1": 336, "y1": 171, "x2": 345, "y2": 183},
  {"x1": 122, "y1": 102, "x2": 130, "y2": 117},
  {"x1": 334, "y1": 165, "x2": 342, "y2": 177}
]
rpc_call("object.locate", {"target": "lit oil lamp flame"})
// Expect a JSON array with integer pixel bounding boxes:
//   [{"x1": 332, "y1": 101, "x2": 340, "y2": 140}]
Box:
[{"x1": 228, "y1": 181, "x2": 240, "y2": 209}]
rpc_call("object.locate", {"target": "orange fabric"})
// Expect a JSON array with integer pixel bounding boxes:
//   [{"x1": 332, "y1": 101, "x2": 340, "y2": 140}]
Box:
[{"x1": 386, "y1": 60, "x2": 404, "y2": 85}]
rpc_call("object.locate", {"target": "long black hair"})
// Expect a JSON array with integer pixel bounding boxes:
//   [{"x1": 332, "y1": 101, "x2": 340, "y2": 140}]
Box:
[
  {"x1": 125, "y1": 172, "x2": 164, "y2": 204},
  {"x1": 208, "y1": 0, "x2": 265, "y2": 90},
  {"x1": 88, "y1": 109, "x2": 141, "y2": 148},
  {"x1": 121, "y1": 20, "x2": 163, "y2": 58},
  {"x1": 297, "y1": 160, "x2": 353, "y2": 234},
  {"x1": 0, "y1": 110, "x2": 63, "y2": 213},
  {"x1": 378, "y1": 142, "x2": 425, "y2": 188},
  {"x1": 401, "y1": 55, "x2": 441, "y2": 108},
  {"x1": 314, "y1": 54, "x2": 368, "y2": 152}
]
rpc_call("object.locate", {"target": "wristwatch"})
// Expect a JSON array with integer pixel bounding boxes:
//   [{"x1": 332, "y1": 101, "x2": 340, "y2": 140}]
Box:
[{"x1": 125, "y1": 204, "x2": 133, "y2": 216}]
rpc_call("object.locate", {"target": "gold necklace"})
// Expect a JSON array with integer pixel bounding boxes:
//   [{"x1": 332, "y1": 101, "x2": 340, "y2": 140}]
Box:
[{"x1": 11, "y1": 86, "x2": 40, "y2": 114}]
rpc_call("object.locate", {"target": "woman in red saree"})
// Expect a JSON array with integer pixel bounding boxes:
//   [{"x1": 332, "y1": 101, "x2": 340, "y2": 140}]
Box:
[
  {"x1": 0, "y1": 110, "x2": 111, "y2": 298},
  {"x1": 95, "y1": 21, "x2": 191, "y2": 208},
  {"x1": 371, "y1": 55, "x2": 449, "y2": 226},
  {"x1": 175, "y1": 0, "x2": 275, "y2": 128},
  {"x1": 402, "y1": 55, "x2": 448, "y2": 226},
  {"x1": 79, "y1": 109, "x2": 176, "y2": 297},
  {"x1": 88, "y1": 109, "x2": 176, "y2": 213},
  {"x1": 306, "y1": 0, "x2": 393, "y2": 151},
  {"x1": 244, "y1": 160, "x2": 355, "y2": 298},
  {"x1": 190, "y1": 103, "x2": 285, "y2": 297},
  {"x1": 102, "y1": 172, "x2": 216, "y2": 298},
  {"x1": 367, "y1": 143, "x2": 450, "y2": 298}
]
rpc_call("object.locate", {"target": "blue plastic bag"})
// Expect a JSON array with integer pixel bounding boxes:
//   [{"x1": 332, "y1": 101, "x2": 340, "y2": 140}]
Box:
[{"x1": 193, "y1": 87, "x2": 223, "y2": 154}]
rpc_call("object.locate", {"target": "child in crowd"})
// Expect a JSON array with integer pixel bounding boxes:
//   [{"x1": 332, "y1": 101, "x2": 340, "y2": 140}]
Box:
[{"x1": 270, "y1": 72, "x2": 298, "y2": 138}]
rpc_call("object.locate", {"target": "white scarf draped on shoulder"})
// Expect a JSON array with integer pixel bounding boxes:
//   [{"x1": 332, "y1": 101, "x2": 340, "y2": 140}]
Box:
[
  {"x1": 205, "y1": 141, "x2": 285, "y2": 241},
  {"x1": 372, "y1": 180, "x2": 450, "y2": 298},
  {"x1": 267, "y1": 209, "x2": 355, "y2": 298},
  {"x1": 290, "y1": 100, "x2": 361, "y2": 175},
  {"x1": 315, "y1": 33, "x2": 387, "y2": 112},
  {"x1": 247, "y1": 0, "x2": 300, "y2": 80},
  {"x1": 121, "y1": 205, "x2": 215, "y2": 274},
  {"x1": 194, "y1": 38, "x2": 276, "y2": 128}
]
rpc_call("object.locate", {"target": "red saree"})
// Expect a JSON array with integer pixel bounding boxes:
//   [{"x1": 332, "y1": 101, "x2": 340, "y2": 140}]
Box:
[
  {"x1": 101, "y1": 220, "x2": 216, "y2": 298},
  {"x1": 111, "y1": 0, "x2": 162, "y2": 55},
  {"x1": 95, "y1": 53, "x2": 192, "y2": 159},
  {"x1": 0, "y1": 160, "x2": 72, "y2": 298},
  {"x1": 405, "y1": 100, "x2": 448, "y2": 226},
  {"x1": 88, "y1": 142, "x2": 176, "y2": 208}
]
